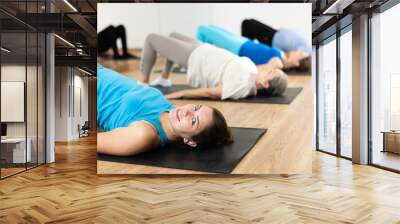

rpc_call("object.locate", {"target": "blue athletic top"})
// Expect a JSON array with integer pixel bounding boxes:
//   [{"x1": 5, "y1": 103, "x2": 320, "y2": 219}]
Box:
[
  {"x1": 272, "y1": 28, "x2": 312, "y2": 53},
  {"x1": 97, "y1": 66, "x2": 175, "y2": 146},
  {"x1": 238, "y1": 40, "x2": 283, "y2": 65}
]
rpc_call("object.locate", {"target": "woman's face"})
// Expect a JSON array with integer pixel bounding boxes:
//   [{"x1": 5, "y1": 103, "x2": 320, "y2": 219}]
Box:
[
  {"x1": 259, "y1": 69, "x2": 282, "y2": 89},
  {"x1": 286, "y1": 50, "x2": 309, "y2": 68},
  {"x1": 168, "y1": 104, "x2": 213, "y2": 139}
]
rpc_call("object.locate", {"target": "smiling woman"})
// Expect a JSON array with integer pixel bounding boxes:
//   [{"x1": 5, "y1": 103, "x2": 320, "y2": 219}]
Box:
[{"x1": 96, "y1": 66, "x2": 232, "y2": 157}]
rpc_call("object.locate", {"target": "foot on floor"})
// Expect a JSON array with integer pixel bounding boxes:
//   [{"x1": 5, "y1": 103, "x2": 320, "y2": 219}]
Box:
[
  {"x1": 150, "y1": 77, "x2": 172, "y2": 87},
  {"x1": 113, "y1": 53, "x2": 140, "y2": 60}
]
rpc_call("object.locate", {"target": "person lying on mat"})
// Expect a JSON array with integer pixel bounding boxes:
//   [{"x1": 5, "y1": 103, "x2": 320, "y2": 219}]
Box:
[
  {"x1": 139, "y1": 32, "x2": 288, "y2": 100},
  {"x1": 196, "y1": 25, "x2": 309, "y2": 71},
  {"x1": 97, "y1": 66, "x2": 232, "y2": 156},
  {"x1": 241, "y1": 19, "x2": 311, "y2": 72},
  {"x1": 98, "y1": 25, "x2": 139, "y2": 60}
]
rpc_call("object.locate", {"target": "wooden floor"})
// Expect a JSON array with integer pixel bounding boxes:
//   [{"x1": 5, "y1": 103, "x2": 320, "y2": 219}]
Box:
[
  {"x1": 97, "y1": 53, "x2": 313, "y2": 174},
  {"x1": 1, "y1": 167, "x2": 25, "y2": 178},
  {"x1": 373, "y1": 150, "x2": 400, "y2": 171},
  {"x1": 0, "y1": 135, "x2": 400, "y2": 223}
]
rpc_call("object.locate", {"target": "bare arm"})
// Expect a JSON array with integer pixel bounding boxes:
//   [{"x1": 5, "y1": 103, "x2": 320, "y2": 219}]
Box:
[
  {"x1": 97, "y1": 122, "x2": 160, "y2": 156},
  {"x1": 165, "y1": 85, "x2": 222, "y2": 99}
]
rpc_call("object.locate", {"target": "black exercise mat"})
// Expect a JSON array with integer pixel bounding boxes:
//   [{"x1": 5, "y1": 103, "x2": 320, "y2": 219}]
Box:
[
  {"x1": 171, "y1": 65, "x2": 187, "y2": 74},
  {"x1": 155, "y1": 85, "x2": 302, "y2": 104},
  {"x1": 286, "y1": 71, "x2": 311, "y2": 76},
  {"x1": 97, "y1": 127, "x2": 267, "y2": 174},
  {"x1": 153, "y1": 65, "x2": 187, "y2": 74},
  {"x1": 98, "y1": 54, "x2": 141, "y2": 61}
]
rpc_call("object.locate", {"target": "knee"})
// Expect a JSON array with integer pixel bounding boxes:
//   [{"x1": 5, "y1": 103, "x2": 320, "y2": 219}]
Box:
[
  {"x1": 169, "y1": 32, "x2": 180, "y2": 38},
  {"x1": 242, "y1": 19, "x2": 250, "y2": 27},
  {"x1": 116, "y1": 25, "x2": 125, "y2": 32},
  {"x1": 146, "y1": 33, "x2": 158, "y2": 41},
  {"x1": 197, "y1": 25, "x2": 208, "y2": 39},
  {"x1": 105, "y1": 25, "x2": 117, "y2": 34},
  {"x1": 145, "y1": 33, "x2": 160, "y2": 45},
  {"x1": 197, "y1": 25, "x2": 208, "y2": 34},
  {"x1": 241, "y1": 20, "x2": 247, "y2": 31}
]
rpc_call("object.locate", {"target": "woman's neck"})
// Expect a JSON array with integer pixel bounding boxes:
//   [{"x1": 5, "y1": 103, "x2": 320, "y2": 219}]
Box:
[
  {"x1": 160, "y1": 112, "x2": 178, "y2": 142},
  {"x1": 255, "y1": 74, "x2": 265, "y2": 90}
]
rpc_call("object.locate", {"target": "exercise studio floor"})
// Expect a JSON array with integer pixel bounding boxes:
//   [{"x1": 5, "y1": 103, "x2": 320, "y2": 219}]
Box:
[
  {"x1": 97, "y1": 50, "x2": 313, "y2": 174},
  {"x1": 1, "y1": 135, "x2": 399, "y2": 223}
]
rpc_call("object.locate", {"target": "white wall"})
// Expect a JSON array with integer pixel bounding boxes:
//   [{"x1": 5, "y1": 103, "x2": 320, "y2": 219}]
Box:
[
  {"x1": 72, "y1": 73, "x2": 89, "y2": 138},
  {"x1": 54, "y1": 67, "x2": 89, "y2": 141},
  {"x1": 1, "y1": 64, "x2": 46, "y2": 164},
  {"x1": 1, "y1": 65, "x2": 33, "y2": 138},
  {"x1": 98, "y1": 3, "x2": 311, "y2": 49},
  {"x1": 55, "y1": 67, "x2": 69, "y2": 141},
  {"x1": 1, "y1": 66, "x2": 25, "y2": 124}
]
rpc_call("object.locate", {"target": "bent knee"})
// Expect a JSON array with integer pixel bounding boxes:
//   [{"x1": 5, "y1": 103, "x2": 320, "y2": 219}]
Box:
[
  {"x1": 169, "y1": 32, "x2": 180, "y2": 38},
  {"x1": 197, "y1": 25, "x2": 208, "y2": 34},
  {"x1": 197, "y1": 25, "x2": 209, "y2": 40},
  {"x1": 145, "y1": 33, "x2": 160, "y2": 43}
]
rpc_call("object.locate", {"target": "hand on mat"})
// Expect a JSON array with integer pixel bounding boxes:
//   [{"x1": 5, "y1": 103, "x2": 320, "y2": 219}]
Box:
[{"x1": 165, "y1": 91, "x2": 185, "y2": 99}]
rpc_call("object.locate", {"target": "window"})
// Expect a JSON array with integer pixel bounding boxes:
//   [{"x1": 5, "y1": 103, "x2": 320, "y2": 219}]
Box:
[
  {"x1": 339, "y1": 29, "x2": 352, "y2": 158},
  {"x1": 0, "y1": 1, "x2": 46, "y2": 179},
  {"x1": 370, "y1": 3, "x2": 400, "y2": 171},
  {"x1": 317, "y1": 36, "x2": 337, "y2": 154}
]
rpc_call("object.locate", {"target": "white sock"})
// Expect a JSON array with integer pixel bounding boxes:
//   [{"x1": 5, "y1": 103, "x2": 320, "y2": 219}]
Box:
[
  {"x1": 137, "y1": 80, "x2": 148, "y2": 86},
  {"x1": 150, "y1": 77, "x2": 172, "y2": 87}
]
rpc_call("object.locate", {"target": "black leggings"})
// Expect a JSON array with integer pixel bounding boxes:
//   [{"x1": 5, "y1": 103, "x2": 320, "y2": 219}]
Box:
[
  {"x1": 241, "y1": 19, "x2": 277, "y2": 46},
  {"x1": 97, "y1": 25, "x2": 129, "y2": 56}
]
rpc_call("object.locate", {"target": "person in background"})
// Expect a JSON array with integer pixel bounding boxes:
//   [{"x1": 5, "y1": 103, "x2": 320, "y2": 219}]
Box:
[
  {"x1": 241, "y1": 19, "x2": 311, "y2": 72},
  {"x1": 97, "y1": 25, "x2": 139, "y2": 60},
  {"x1": 139, "y1": 32, "x2": 288, "y2": 100},
  {"x1": 197, "y1": 25, "x2": 310, "y2": 72}
]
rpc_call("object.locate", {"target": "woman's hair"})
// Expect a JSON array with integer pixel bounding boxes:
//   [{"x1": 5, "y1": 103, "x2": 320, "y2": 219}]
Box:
[
  {"x1": 192, "y1": 107, "x2": 233, "y2": 149},
  {"x1": 258, "y1": 70, "x2": 288, "y2": 96},
  {"x1": 284, "y1": 56, "x2": 311, "y2": 73}
]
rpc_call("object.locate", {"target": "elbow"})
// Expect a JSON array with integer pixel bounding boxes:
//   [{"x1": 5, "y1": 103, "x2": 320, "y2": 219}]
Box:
[
  {"x1": 102, "y1": 145, "x2": 143, "y2": 157},
  {"x1": 97, "y1": 142, "x2": 146, "y2": 157},
  {"x1": 210, "y1": 93, "x2": 221, "y2": 99},
  {"x1": 209, "y1": 89, "x2": 222, "y2": 99}
]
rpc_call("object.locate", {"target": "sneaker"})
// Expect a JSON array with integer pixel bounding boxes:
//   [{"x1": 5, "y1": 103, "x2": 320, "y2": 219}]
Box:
[
  {"x1": 137, "y1": 81, "x2": 148, "y2": 86},
  {"x1": 122, "y1": 53, "x2": 140, "y2": 60},
  {"x1": 150, "y1": 77, "x2": 172, "y2": 87}
]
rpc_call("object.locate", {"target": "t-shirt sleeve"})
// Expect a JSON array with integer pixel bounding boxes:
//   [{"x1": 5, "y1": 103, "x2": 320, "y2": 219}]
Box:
[
  {"x1": 221, "y1": 60, "x2": 256, "y2": 100},
  {"x1": 258, "y1": 44, "x2": 283, "y2": 63},
  {"x1": 270, "y1": 47, "x2": 284, "y2": 61}
]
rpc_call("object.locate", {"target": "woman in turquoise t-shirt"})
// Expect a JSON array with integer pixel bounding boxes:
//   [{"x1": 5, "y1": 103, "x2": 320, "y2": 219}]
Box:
[
  {"x1": 97, "y1": 66, "x2": 231, "y2": 156},
  {"x1": 197, "y1": 25, "x2": 309, "y2": 71}
]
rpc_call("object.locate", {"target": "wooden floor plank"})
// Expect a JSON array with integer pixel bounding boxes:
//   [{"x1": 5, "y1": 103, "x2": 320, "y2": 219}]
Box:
[{"x1": 1, "y1": 135, "x2": 400, "y2": 223}]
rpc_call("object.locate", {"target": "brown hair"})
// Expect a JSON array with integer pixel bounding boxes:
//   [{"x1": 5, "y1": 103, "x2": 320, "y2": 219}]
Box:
[
  {"x1": 192, "y1": 107, "x2": 233, "y2": 149},
  {"x1": 297, "y1": 56, "x2": 311, "y2": 72},
  {"x1": 284, "y1": 56, "x2": 311, "y2": 73}
]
